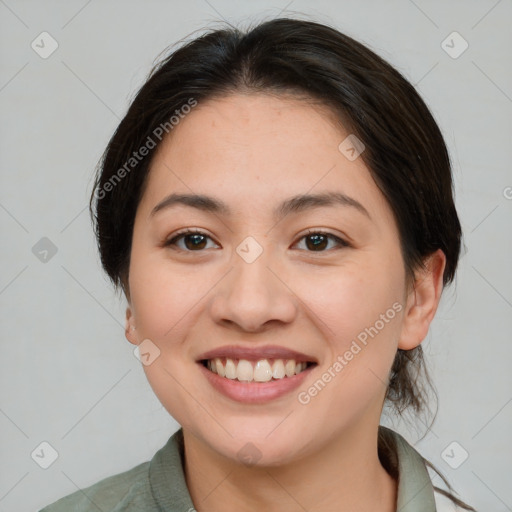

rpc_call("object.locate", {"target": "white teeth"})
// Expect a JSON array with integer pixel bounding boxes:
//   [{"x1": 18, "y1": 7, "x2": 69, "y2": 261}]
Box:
[
  {"x1": 285, "y1": 359, "x2": 296, "y2": 377},
  {"x1": 214, "y1": 357, "x2": 225, "y2": 377},
  {"x1": 254, "y1": 360, "x2": 273, "y2": 382},
  {"x1": 225, "y1": 359, "x2": 237, "y2": 379},
  {"x1": 236, "y1": 359, "x2": 253, "y2": 381},
  {"x1": 206, "y1": 358, "x2": 309, "y2": 382},
  {"x1": 272, "y1": 359, "x2": 286, "y2": 379}
]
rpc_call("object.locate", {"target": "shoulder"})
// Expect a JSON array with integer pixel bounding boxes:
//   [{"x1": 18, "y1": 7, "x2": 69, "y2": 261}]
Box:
[
  {"x1": 40, "y1": 429, "x2": 188, "y2": 512},
  {"x1": 39, "y1": 459, "x2": 152, "y2": 512}
]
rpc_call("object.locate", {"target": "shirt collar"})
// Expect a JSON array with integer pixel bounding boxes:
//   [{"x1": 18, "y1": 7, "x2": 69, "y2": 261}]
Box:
[
  {"x1": 148, "y1": 428, "x2": 195, "y2": 511},
  {"x1": 381, "y1": 426, "x2": 437, "y2": 511},
  {"x1": 148, "y1": 427, "x2": 436, "y2": 511}
]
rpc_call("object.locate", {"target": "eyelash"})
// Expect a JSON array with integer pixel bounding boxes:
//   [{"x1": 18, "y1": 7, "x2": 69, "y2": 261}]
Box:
[{"x1": 164, "y1": 229, "x2": 350, "y2": 253}]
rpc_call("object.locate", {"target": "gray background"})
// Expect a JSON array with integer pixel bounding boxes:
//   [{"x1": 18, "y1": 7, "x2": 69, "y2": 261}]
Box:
[{"x1": 1, "y1": 1, "x2": 511, "y2": 510}]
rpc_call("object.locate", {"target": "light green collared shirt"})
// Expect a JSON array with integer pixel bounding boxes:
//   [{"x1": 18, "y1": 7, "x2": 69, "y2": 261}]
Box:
[{"x1": 40, "y1": 426, "x2": 437, "y2": 511}]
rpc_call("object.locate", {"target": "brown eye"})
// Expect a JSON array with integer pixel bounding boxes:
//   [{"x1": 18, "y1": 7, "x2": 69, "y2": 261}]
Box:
[
  {"x1": 305, "y1": 233, "x2": 328, "y2": 251},
  {"x1": 295, "y1": 232, "x2": 349, "y2": 252},
  {"x1": 182, "y1": 233, "x2": 208, "y2": 250},
  {"x1": 165, "y1": 230, "x2": 218, "y2": 251}
]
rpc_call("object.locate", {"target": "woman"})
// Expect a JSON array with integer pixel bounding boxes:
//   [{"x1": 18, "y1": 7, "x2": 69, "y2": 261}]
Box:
[{"x1": 42, "y1": 17, "x2": 475, "y2": 512}]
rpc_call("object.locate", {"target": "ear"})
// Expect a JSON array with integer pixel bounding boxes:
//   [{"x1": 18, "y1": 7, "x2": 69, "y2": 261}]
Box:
[
  {"x1": 398, "y1": 249, "x2": 446, "y2": 350},
  {"x1": 125, "y1": 306, "x2": 138, "y2": 346}
]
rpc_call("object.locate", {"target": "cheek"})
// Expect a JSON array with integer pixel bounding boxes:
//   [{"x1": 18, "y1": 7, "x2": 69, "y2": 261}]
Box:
[
  {"x1": 302, "y1": 258, "x2": 404, "y2": 404},
  {"x1": 297, "y1": 261, "x2": 404, "y2": 348},
  {"x1": 290, "y1": 257, "x2": 404, "y2": 408},
  {"x1": 129, "y1": 256, "x2": 213, "y2": 428},
  {"x1": 128, "y1": 247, "x2": 210, "y2": 341}
]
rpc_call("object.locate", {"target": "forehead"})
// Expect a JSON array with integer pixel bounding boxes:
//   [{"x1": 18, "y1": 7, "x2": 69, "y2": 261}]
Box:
[
  {"x1": 159, "y1": 93, "x2": 348, "y2": 168},
  {"x1": 138, "y1": 93, "x2": 393, "y2": 226}
]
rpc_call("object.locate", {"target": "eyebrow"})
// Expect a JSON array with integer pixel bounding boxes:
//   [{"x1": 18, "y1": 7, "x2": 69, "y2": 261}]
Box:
[{"x1": 150, "y1": 191, "x2": 371, "y2": 220}]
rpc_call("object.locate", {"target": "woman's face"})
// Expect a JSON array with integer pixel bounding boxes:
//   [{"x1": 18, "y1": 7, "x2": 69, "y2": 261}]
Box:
[{"x1": 125, "y1": 93, "x2": 413, "y2": 465}]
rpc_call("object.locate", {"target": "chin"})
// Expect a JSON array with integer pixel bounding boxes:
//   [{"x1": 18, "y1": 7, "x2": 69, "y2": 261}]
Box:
[
  {"x1": 227, "y1": 438, "x2": 303, "y2": 468},
  {"x1": 199, "y1": 421, "x2": 309, "y2": 467}
]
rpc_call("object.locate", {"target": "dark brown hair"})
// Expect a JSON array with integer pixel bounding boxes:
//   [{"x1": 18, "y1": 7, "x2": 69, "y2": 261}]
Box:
[{"x1": 90, "y1": 17, "x2": 473, "y2": 509}]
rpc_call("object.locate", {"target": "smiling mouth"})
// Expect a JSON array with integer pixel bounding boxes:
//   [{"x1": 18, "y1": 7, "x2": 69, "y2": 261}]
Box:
[{"x1": 201, "y1": 358, "x2": 316, "y2": 383}]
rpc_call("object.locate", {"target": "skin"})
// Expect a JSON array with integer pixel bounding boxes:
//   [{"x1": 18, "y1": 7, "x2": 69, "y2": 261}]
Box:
[{"x1": 124, "y1": 93, "x2": 446, "y2": 512}]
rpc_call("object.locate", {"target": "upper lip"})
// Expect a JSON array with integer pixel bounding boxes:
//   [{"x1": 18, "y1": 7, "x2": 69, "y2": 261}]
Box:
[{"x1": 197, "y1": 345, "x2": 318, "y2": 364}]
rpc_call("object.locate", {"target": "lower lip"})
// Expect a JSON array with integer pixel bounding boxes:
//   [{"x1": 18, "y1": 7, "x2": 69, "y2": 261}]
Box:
[{"x1": 198, "y1": 362, "x2": 314, "y2": 404}]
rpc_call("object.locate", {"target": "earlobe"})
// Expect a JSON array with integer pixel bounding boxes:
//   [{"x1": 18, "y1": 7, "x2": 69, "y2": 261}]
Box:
[
  {"x1": 398, "y1": 249, "x2": 446, "y2": 350},
  {"x1": 125, "y1": 307, "x2": 138, "y2": 346}
]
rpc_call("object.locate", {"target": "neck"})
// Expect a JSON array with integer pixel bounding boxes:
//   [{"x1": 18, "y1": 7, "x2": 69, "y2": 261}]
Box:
[{"x1": 183, "y1": 422, "x2": 397, "y2": 512}]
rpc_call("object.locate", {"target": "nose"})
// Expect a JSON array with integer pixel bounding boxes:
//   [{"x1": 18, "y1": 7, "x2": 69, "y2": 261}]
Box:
[{"x1": 209, "y1": 248, "x2": 298, "y2": 333}]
